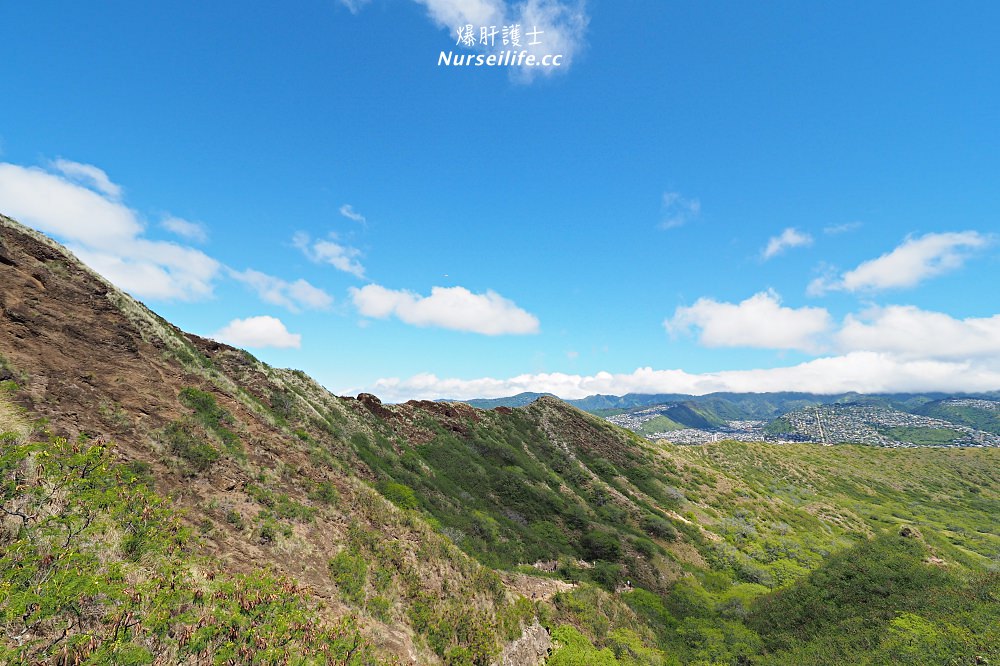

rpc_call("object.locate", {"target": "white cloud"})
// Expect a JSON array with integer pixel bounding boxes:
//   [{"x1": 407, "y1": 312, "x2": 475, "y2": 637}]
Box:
[
  {"x1": 511, "y1": 0, "x2": 588, "y2": 79},
  {"x1": 363, "y1": 353, "x2": 1000, "y2": 402},
  {"x1": 293, "y1": 232, "x2": 365, "y2": 278},
  {"x1": 0, "y1": 162, "x2": 220, "y2": 301},
  {"x1": 660, "y1": 191, "x2": 701, "y2": 230},
  {"x1": 351, "y1": 283, "x2": 540, "y2": 335},
  {"x1": 338, "y1": 0, "x2": 372, "y2": 14},
  {"x1": 809, "y1": 231, "x2": 991, "y2": 295},
  {"x1": 339, "y1": 204, "x2": 366, "y2": 225},
  {"x1": 838, "y1": 305, "x2": 1000, "y2": 361},
  {"x1": 417, "y1": 0, "x2": 504, "y2": 26},
  {"x1": 72, "y1": 240, "x2": 220, "y2": 301},
  {"x1": 161, "y1": 215, "x2": 208, "y2": 243},
  {"x1": 666, "y1": 290, "x2": 832, "y2": 353},
  {"x1": 761, "y1": 227, "x2": 813, "y2": 260},
  {"x1": 51, "y1": 158, "x2": 123, "y2": 200},
  {"x1": 0, "y1": 163, "x2": 141, "y2": 244},
  {"x1": 414, "y1": 0, "x2": 588, "y2": 79},
  {"x1": 230, "y1": 268, "x2": 333, "y2": 312},
  {"x1": 211, "y1": 316, "x2": 302, "y2": 349},
  {"x1": 824, "y1": 221, "x2": 862, "y2": 235},
  {"x1": 287, "y1": 279, "x2": 334, "y2": 310}
]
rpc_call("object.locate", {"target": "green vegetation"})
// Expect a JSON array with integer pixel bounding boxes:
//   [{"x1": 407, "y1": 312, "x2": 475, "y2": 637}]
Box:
[
  {"x1": 748, "y1": 532, "x2": 1000, "y2": 664},
  {"x1": 377, "y1": 480, "x2": 419, "y2": 509},
  {"x1": 179, "y1": 386, "x2": 243, "y2": 455},
  {"x1": 0, "y1": 432, "x2": 382, "y2": 665},
  {"x1": 917, "y1": 400, "x2": 1000, "y2": 434},
  {"x1": 246, "y1": 482, "x2": 316, "y2": 522},
  {"x1": 160, "y1": 387, "x2": 247, "y2": 474},
  {"x1": 882, "y1": 425, "x2": 962, "y2": 446},
  {"x1": 337, "y1": 397, "x2": 1000, "y2": 664},
  {"x1": 636, "y1": 415, "x2": 684, "y2": 436},
  {"x1": 348, "y1": 406, "x2": 686, "y2": 597},
  {"x1": 329, "y1": 549, "x2": 369, "y2": 605},
  {"x1": 162, "y1": 420, "x2": 220, "y2": 472}
]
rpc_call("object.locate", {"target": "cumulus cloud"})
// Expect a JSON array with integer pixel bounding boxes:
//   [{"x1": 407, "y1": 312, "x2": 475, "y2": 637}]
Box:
[
  {"x1": 293, "y1": 232, "x2": 365, "y2": 278},
  {"x1": 0, "y1": 161, "x2": 220, "y2": 300},
  {"x1": 211, "y1": 316, "x2": 302, "y2": 349},
  {"x1": 339, "y1": 204, "x2": 366, "y2": 225},
  {"x1": 351, "y1": 283, "x2": 540, "y2": 335},
  {"x1": 230, "y1": 268, "x2": 333, "y2": 312},
  {"x1": 761, "y1": 227, "x2": 813, "y2": 260},
  {"x1": 660, "y1": 191, "x2": 701, "y2": 230},
  {"x1": 666, "y1": 290, "x2": 832, "y2": 353},
  {"x1": 838, "y1": 305, "x2": 1000, "y2": 361},
  {"x1": 363, "y1": 353, "x2": 1000, "y2": 402},
  {"x1": 51, "y1": 158, "x2": 123, "y2": 200},
  {"x1": 809, "y1": 231, "x2": 991, "y2": 295},
  {"x1": 413, "y1": 0, "x2": 588, "y2": 79}
]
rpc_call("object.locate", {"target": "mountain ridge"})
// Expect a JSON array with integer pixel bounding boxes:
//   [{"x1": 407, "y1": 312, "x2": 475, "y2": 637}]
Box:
[{"x1": 460, "y1": 390, "x2": 1000, "y2": 415}]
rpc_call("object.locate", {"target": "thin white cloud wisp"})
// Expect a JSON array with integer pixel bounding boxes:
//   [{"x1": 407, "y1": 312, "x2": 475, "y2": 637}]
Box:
[
  {"x1": 762, "y1": 227, "x2": 813, "y2": 260},
  {"x1": 809, "y1": 231, "x2": 991, "y2": 295}
]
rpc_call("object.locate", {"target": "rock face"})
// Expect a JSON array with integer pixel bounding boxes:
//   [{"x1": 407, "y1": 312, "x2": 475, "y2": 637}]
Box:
[{"x1": 496, "y1": 621, "x2": 552, "y2": 666}]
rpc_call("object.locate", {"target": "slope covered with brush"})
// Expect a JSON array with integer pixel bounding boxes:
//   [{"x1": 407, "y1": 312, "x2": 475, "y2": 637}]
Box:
[{"x1": 0, "y1": 213, "x2": 536, "y2": 664}]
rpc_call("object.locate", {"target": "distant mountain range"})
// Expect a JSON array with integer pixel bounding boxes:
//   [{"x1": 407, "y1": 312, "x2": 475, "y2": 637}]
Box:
[{"x1": 455, "y1": 391, "x2": 1000, "y2": 447}]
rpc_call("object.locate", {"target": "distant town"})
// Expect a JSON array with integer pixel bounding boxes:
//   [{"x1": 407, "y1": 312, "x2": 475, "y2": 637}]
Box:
[{"x1": 604, "y1": 398, "x2": 1000, "y2": 448}]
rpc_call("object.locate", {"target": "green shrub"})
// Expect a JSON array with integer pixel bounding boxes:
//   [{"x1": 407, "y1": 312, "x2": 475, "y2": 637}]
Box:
[
  {"x1": 309, "y1": 480, "x2": 340, "y2": 505},
  {"x1": 179, "y1": 387, "x2": 232, "y2": 426},
  {"x1": 329, "y1": 549, "x2": 368, "y2": 604},
  {"x1": 368, "y1": 595, "x2": 393, "y2": 621},
  {"x1": 548, "y1": 625, "x2": 619, "y2": 665},
  {"x1": 163, "y1": 420, "x2": 219, "y2": 472},
  {"x1": 642, "y1": 515, "x2": 678, "y2": 542},
  {"x1": 270, "y1": 389, "x2": 295, "y2": 422},
  {"x1": 378, "y1": 480, "x2": 419, "y2": 510},
  {"x1": 632, "y1": 536, "x2": 659, "y2": 558},
  {"x1": 225, "y1": 510, "x2": 245, "y2": 529},
  {"x1": 582, "y1": 530, "x2": 623, "y2": 562},
  {"x1": 591, "y1": 561, "x2": 625, "y2": 591}
]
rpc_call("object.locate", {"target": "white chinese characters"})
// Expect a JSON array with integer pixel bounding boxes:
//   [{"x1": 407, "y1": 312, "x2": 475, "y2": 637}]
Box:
[{"x1": 455, "y1": 24, "x2": 539, "y2": 48}]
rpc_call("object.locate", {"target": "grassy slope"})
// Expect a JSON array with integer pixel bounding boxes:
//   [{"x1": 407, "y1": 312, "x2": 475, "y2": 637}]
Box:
[
  {"x1": 343, "y1": 393, "x2": 1000, "y2": 664},
  {"x1": 917, "y1": 400, "x2": 1000, "y2": 435},
  {"x1": 0, "y1": 398, "x2": 383, "y2": 664},
  {"x1": 748, "y1": 532, "x2": 1000, "y2": 665}
]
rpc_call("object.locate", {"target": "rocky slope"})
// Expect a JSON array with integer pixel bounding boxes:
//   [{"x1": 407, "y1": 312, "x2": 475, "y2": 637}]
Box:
[{"x1": 0, "y1": 213, "x2": 539, "y2": 664}]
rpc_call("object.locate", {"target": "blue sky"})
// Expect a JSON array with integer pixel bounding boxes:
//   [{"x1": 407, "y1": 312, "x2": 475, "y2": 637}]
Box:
[{"x1": 2, "y1": 1, "x2": 999, "y2": 401}]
